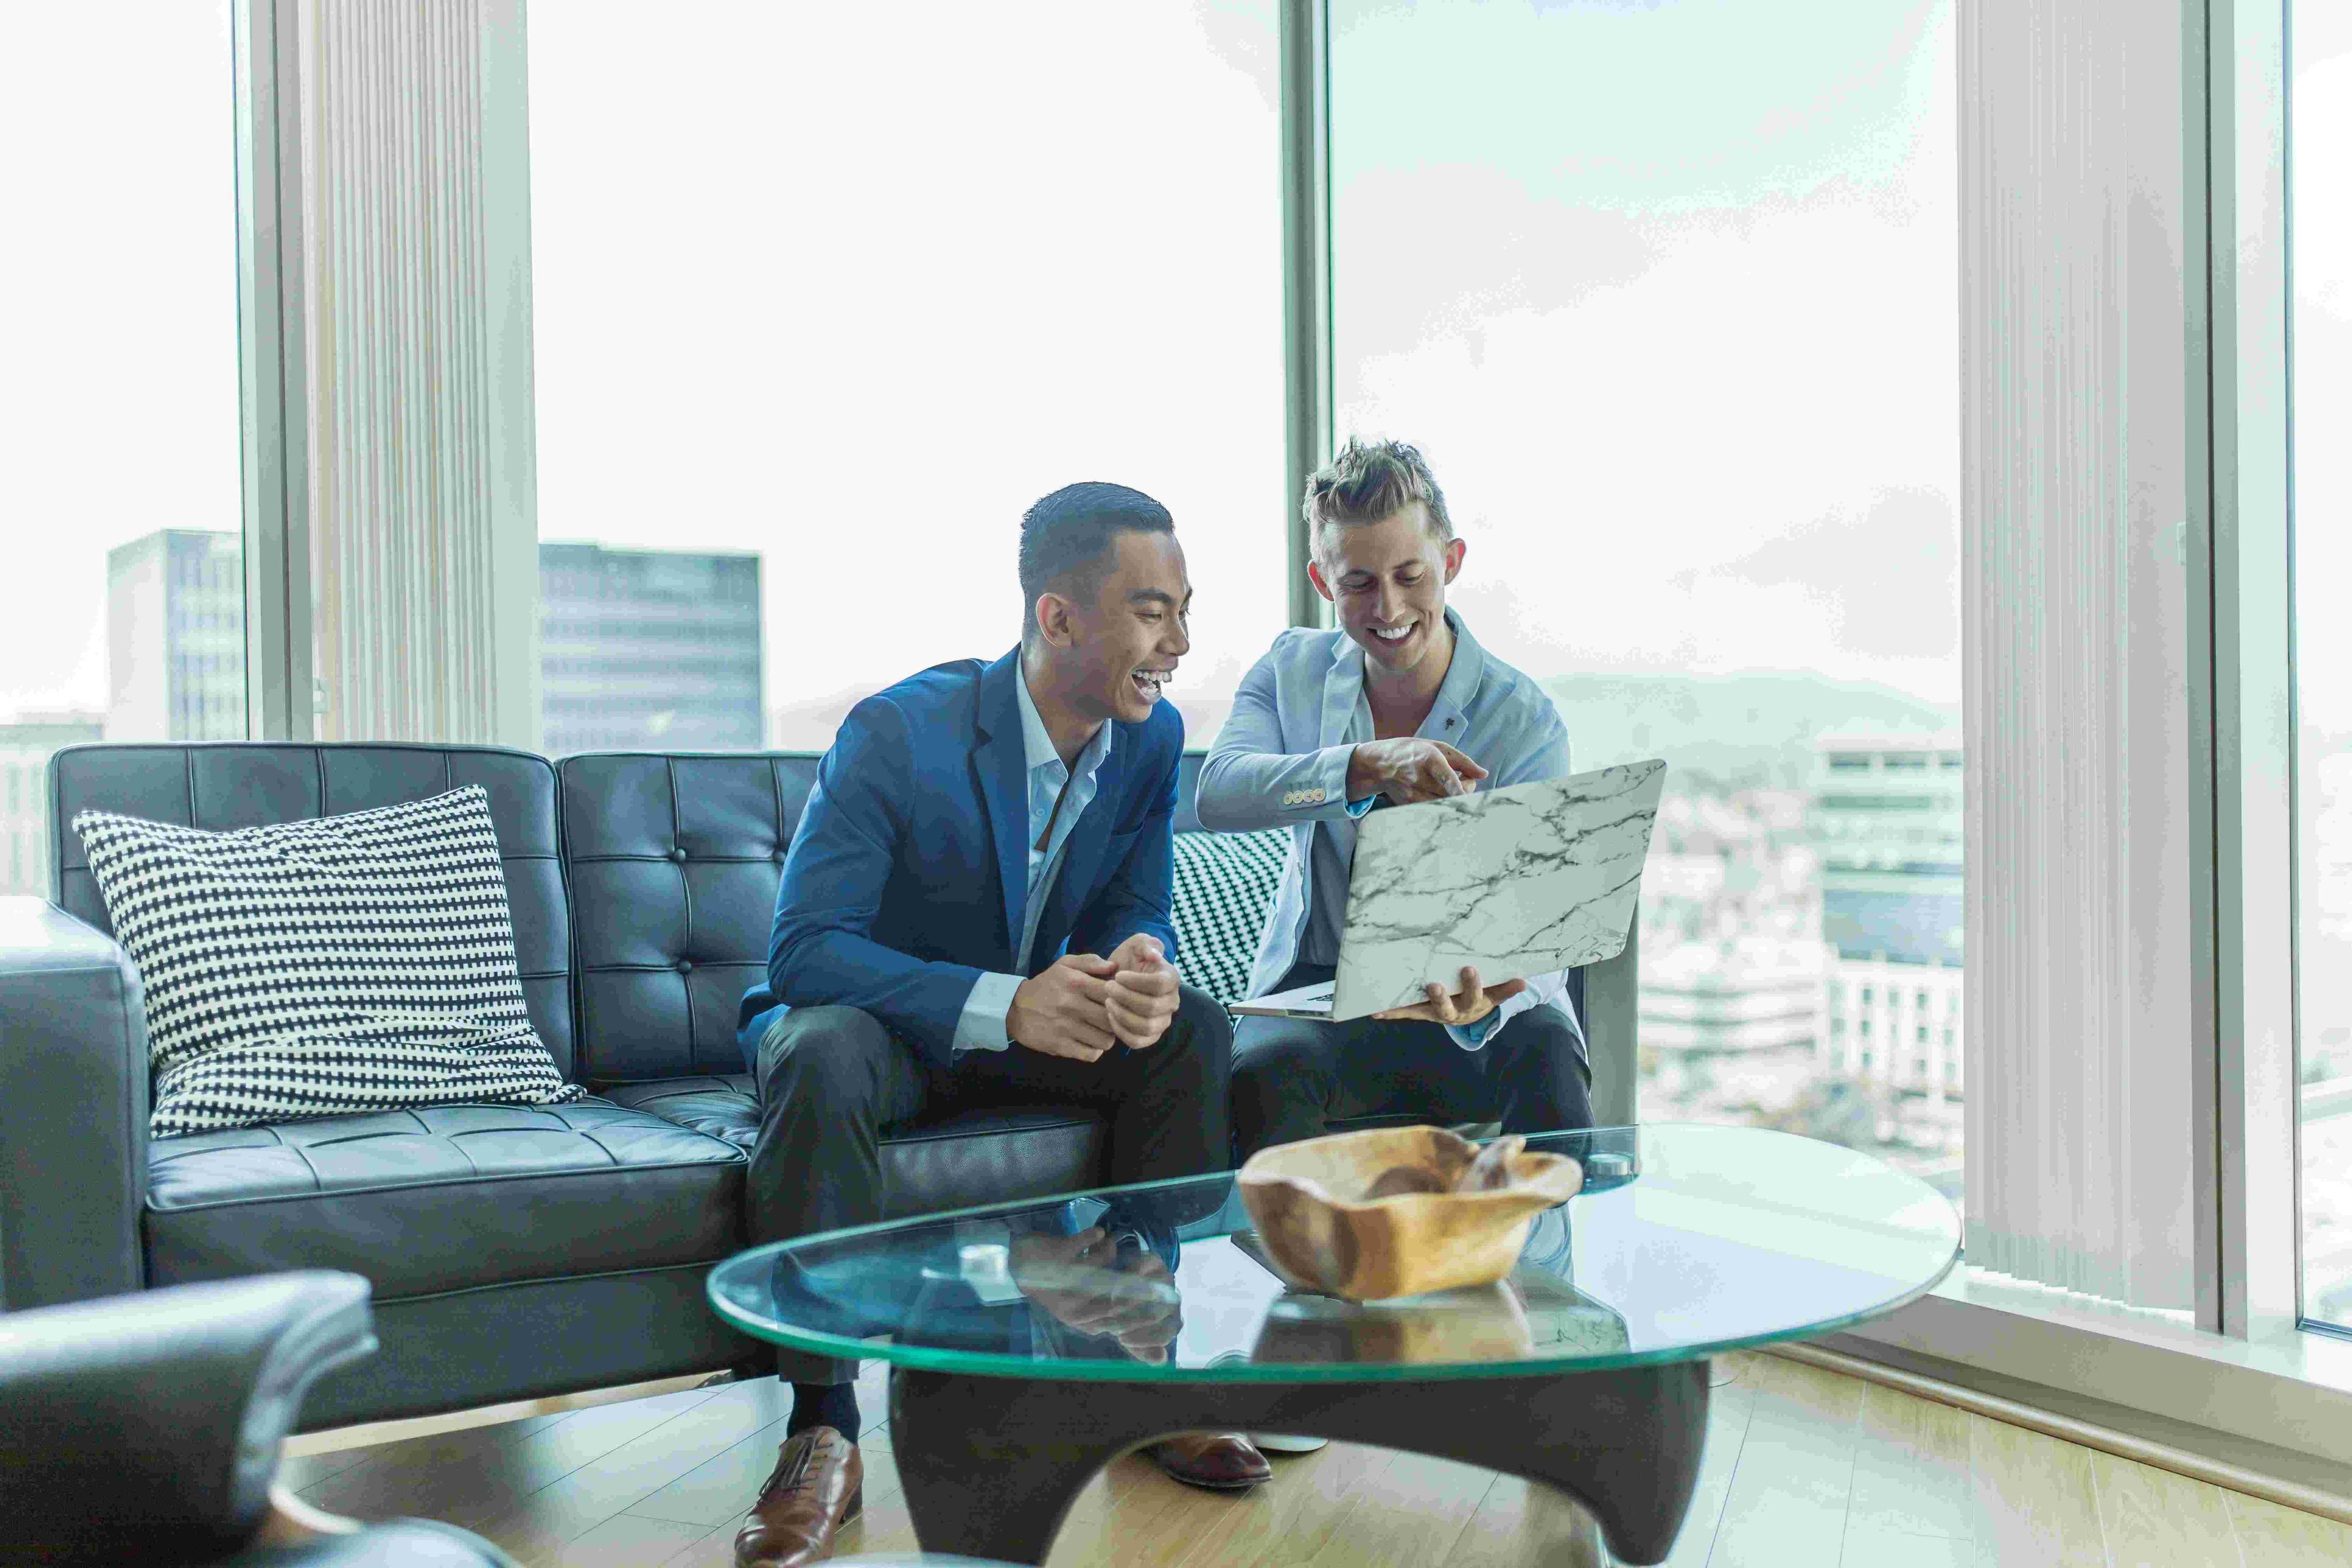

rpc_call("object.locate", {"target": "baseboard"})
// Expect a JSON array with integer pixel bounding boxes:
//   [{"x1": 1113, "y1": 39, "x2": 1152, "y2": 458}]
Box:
[
  {"x1": 1770, "y1": 1338, "x2": 2352, "y2": 1525},
  {"x1": 281, "y1": 1368, "x2": 727, "y2": 1457}
]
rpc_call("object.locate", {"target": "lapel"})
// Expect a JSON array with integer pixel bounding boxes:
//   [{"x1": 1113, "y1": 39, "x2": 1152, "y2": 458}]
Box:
[
  {"x1": 1419, "y1": 608, "x2": 1486, "y2": 740},
  {"x1": 1319, "y1": 633, "x2": 1365, "y2": 750},
  {"x1": 971, "y1": 649, "x2": 1031, "y2": 960},
  {"x1": 1314, "y1": 635, "x2": 1369, "y2": 865}
]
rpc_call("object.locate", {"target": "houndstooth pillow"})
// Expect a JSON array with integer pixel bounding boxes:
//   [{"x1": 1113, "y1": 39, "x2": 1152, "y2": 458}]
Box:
[
  {"x1": 72, "y1": 786, "x2": 584, "y2": 1139},
  {"x1": 1170, "y1": 828, "x2": 1291, "y2": 1008}
]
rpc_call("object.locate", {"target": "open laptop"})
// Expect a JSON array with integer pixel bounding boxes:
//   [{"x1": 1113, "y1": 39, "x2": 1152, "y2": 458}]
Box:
[{"x1": 1231, "y1": 757, "x2": 1668, "y2": 1022}]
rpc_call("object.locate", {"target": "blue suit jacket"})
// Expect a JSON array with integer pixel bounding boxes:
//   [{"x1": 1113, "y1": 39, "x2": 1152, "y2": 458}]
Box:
[{"x1": 736, "y1": 649, "x2": 1185, "y2": 1071}]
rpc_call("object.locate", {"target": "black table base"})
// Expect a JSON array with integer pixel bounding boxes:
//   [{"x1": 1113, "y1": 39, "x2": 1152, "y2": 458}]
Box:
[{"x1": 887, "y1": 1358, "x2": 1711, "y2": 1566}]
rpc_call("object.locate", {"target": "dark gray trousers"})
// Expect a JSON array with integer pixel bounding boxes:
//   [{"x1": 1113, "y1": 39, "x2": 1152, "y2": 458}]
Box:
[
  {"x1": 747, "y1": 986, "x2": 1233, "y2": 1385},
  {"x1": 1230, "y1": 963, "x2": 1594, "y2": 1159}
]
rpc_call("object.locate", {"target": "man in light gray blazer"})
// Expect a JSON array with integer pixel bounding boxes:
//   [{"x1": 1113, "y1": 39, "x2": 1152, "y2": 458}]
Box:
[{"x1": 1197, "y1": 437, "x2": 1594, "y2": 1156}]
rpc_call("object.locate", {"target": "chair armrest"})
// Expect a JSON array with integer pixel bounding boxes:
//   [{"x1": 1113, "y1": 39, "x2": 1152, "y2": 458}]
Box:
[
  {"x1": 0, "y1": 894, "x2": 149, "y2": 1309},
  {"x1": 227, "y1": 1519, "x2": 523, "y2": 1567},
  {"x1": 1581, "y1": 910, "x2": 1639, "y2": 1128},
  {"x1": 0, "y1": 1271, "x2": 377, "y2": 1563}
]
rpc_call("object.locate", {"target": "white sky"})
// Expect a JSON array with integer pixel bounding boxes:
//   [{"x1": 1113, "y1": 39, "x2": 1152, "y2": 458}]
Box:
[
  {"x1": 1, "y1": 2, "x2": 242, "y2": 725},
  {"x1": 0, "y1": 1, "x2": 2344, "y2": 739}
]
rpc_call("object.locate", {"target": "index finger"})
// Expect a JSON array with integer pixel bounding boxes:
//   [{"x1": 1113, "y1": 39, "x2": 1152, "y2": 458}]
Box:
[
  {"x1": 1433, "y1": 742, "x2": 1489, "y2": 779},
  {"x1": 1110, "y1": 966, "x2": 1179, "y2": 997}
]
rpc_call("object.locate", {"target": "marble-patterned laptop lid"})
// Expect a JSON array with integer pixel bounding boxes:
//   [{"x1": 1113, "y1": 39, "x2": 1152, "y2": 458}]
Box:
[{"x1": 1332, "y1": 758, "x2": 1669, "y2": 1019}]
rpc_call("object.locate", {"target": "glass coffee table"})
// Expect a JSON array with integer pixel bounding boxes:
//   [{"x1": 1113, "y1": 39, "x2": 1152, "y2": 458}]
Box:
[{"x1": 707, "y1": 1125, "x2": 1959, "y2": 1566}]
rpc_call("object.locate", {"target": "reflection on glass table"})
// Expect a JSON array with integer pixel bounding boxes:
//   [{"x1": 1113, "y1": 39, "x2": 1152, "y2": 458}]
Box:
[
  {"x1": 708, "y1": 1126, "x2": 1958, "y2": 1566},
  {"x1": 711, "y1": 1125, "x2": 1956, "y2": 1379}
]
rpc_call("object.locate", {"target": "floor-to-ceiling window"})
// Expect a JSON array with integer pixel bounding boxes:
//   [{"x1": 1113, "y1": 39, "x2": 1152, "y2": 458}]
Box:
[
  {"x1": 526, "y1": 1, "x2": 1291, "y2": 756},
  {"x1": 0, "y1": 2, "x2": 245, "y2": 895},
  {"x1": 2291, "y1": 0, "x2": 2352, "y2": 1329},
  {"x1": 1330, "y1": 0, "x2": 1962, "y2": 1195}
]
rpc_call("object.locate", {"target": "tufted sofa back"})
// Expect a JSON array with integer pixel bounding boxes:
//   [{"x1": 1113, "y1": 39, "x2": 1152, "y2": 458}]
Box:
[
  {"x1": 558, "y1": 750, "x2": 1219, "y2": 1087},
  {"x1": 47, "y1": 744, "x2": 577, "y2": 1078},
  {"x1": 43, "y1": 744, "x2": 1232, "y2": 1095},
  {"x1": 558, "y1": 754, "x2": 815, "y2": 1084}
]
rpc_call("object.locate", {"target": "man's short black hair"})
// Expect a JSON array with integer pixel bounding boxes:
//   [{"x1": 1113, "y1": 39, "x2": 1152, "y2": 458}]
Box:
[{"x1": 1017, "y1": 481, "x2": 1175, "y2": 639}]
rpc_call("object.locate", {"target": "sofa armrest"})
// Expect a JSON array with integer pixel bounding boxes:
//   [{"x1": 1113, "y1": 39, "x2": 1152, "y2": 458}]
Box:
[
  {"x1": 0, "y1": 1272, "x2": 377, "y2": 1564},
  {"x1": 0, "y1": 894, "x2": 149, "y2": 1310}
]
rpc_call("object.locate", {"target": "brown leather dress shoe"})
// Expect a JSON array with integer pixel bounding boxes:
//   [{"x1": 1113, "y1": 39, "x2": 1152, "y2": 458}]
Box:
[
  {"x1": 1145, "y1": 1432, "x2": 1273, "y2": 1491},
  {"x1": 734, "y1": 1426, "x2": 863, "y2": 1568}
]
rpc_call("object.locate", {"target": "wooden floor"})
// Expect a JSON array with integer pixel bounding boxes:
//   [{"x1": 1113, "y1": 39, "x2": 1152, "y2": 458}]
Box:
[{"x1": 279, "y1": 1352, "x2": 2352, "y2": 1567}]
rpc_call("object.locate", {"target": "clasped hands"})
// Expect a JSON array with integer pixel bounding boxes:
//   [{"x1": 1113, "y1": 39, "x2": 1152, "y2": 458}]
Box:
[
  {"x1": 1007, "y1": 1227, "x2": 1181, "y2": 1365},
  {"x1": 1005, "y1": 932, "x2": 1178, "y2": 1063}
]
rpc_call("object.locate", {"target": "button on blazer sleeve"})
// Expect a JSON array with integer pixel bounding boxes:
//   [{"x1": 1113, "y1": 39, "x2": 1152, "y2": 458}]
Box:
[{"x1": 1195, "y1": 640, "x2": 1360, "y2": 832}]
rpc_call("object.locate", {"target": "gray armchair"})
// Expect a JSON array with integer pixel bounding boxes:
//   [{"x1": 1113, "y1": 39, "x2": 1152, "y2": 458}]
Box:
[{"x1": 0, "y1": 1270, "x2": 515, "y2": 1566}]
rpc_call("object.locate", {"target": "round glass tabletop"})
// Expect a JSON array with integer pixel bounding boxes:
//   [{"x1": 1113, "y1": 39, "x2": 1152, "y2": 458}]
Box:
[{"x1": 706, "y1": 1125, "x2": 1959, "y2": 1384}]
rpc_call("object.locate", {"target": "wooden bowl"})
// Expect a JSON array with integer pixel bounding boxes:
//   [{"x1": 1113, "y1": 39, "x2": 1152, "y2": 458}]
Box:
[{"x1": 1236, "y1": 1126, "x2": 1585, "y2": 1302}]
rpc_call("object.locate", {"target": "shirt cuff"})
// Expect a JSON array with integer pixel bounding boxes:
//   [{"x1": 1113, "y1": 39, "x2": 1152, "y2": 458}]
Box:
[
  {"x1": 951, "y1": 971, "x2": 1023, "y2": 1059},
  {"x1": 1446, "y1": 1011, "x2": 1504, "y2": 1052}
]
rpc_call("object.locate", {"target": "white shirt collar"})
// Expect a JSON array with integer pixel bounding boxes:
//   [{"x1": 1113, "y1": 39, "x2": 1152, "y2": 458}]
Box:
[{"x1": 1014, "y1": 662, "x2": 1114, "y2": 780}]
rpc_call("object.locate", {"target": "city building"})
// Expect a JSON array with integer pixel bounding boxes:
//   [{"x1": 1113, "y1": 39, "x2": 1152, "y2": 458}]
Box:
[
  {"x1": 1638, "y1": 934, "x2": 1826, "y2": 1052},
  {"x1": 0, "y1": 714, "x2": 105, "y2": 897},
  {"x1": 539, "y1": 542, "x2": 763, "y2": 755},
  {"x1": 105, "y1": 530, "x2": 246, "y2": 743},
  {"x1": 1811, "y1": 734, "x2": 1966, "y2": 1107}
]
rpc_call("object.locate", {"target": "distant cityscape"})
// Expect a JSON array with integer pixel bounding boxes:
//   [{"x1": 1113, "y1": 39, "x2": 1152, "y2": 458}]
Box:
[
  {"x1": 1636, "y1": 736, "x2": 1965, "y2": 1196},
  {"x1": 3, "y1": 530, "x2": 1976, "y2": 1195},
  {"x1": 0, "y1": 531, "x2": 769, "y2": 899}
]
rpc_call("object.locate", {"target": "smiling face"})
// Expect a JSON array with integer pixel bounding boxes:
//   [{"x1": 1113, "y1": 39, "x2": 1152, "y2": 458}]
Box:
[
  {"x1": 1034, "y1": 528, "x2": 1193, "y2": 724},
  {"x1": 1309, "y1": 502, "x2": 1465, "y2": 675}
]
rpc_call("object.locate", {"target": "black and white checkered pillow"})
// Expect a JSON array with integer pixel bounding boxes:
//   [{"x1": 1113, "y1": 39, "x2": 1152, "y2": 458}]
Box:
[
  {"x1": 72, "y1": 786, "x2": 584, "y2": 1139},
  {"x1": 1170, "y1": 828, "x2": 1290, "y2": 1008}
]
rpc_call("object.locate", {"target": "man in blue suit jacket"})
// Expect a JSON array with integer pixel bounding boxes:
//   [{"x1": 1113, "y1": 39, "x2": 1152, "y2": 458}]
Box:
[{"x1": 728, "y1": 484, "x2": 1252, "y2": 1568}]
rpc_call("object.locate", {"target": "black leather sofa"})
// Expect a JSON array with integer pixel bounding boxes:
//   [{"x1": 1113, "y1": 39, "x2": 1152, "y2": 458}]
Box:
[{"x1": 0, "y1": 742, "x2": 1244, "y2": 1431}]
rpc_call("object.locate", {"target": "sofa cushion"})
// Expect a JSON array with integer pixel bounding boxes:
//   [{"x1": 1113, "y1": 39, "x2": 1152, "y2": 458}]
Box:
[
  {"x1": 73, "y1": 786, "x2": 582, "y2": 1138},
  {"x1": 143, "y1": 1101, "x2": 742, "y2": 1299},
  {"x1": 48, "y1": 743, "x2": 576, "y2": 1080},
  {"x1": 601, "y1": 1077, "x2": 1106, "y2": 1220},
  {"x1": 1170, "y1": 827, "x2": 1289, "y2": 1006}
]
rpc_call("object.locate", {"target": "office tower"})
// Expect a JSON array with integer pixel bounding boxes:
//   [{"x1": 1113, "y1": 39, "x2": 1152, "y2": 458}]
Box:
[
  {"x1": 0, "y1": 714, "x2": 106, "y2": 896},
  {"x1": 1640, "y1": 936, "x2": 1826, "y2": 1053},
  {"x1": 105, "y1": 530, "x2": 246, "y2": 743},
  {"x1": 538, "y1": 543, "x2": 763, "y2": 756},
  {"x1": 1811, "y1": 735, "x2": 1966, "y2": 1109}
]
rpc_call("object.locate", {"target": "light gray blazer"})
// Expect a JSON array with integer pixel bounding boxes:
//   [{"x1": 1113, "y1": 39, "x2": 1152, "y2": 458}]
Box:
[{"x1": 1196, "y1": 609, "x2": 1581, "y2": 1046}]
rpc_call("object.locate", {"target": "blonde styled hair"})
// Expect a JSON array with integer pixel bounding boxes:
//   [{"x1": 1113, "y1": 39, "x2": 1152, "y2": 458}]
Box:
[{"x1": 1303, "y1": 437, "x2": 1455, "y2": 560}]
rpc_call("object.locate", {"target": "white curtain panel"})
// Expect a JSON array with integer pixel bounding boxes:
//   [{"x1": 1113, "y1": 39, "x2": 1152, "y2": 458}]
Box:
[
  {"x1": 299, "y1": 0, "x2": 532, "y2": 745},
  {"x1": 1959, "y1": 0, "x2": 2200, "y2": 1311}
]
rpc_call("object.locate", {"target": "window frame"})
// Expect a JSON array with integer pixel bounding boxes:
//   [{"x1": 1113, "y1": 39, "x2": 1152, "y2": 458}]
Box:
[
  {"x1": 226, "y1": 0, "x2": 2342, "y2": 1465},
  {"x1": 1826, "y1": 0, "x2": 2333, "y2": 1465}
]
